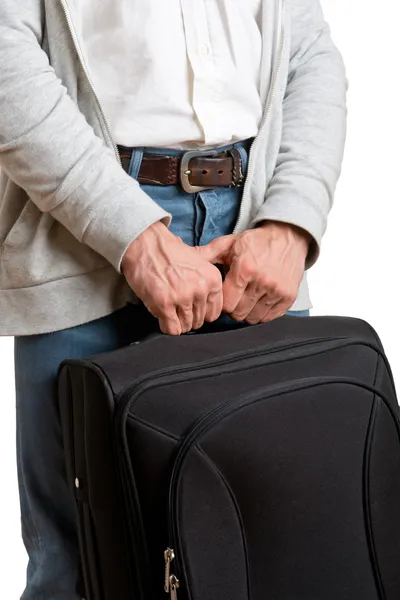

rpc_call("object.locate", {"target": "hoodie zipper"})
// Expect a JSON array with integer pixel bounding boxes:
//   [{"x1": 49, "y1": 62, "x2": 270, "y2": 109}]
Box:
[
  {"x1": 59, "y1": 0, "x2": 284, "y2": 187},
  {"x1": 233, "y1": 0, "x2": 286, "y2": 234},
  {"x1": 59, "y1": 0, "x2": 122, "y2": 166}
]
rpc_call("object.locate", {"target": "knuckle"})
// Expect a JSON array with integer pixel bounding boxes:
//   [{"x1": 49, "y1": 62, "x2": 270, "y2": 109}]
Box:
[
  {"x1": 257, "y1": 273, "x2": 278, "y2": 293},
  {"x1": 179, "y1": 315, "x2": 193, "y2": 331},
  {"x1": 196, "y1": 276, "x2": 208, "y2": 291},
  {"x1": 152, "y1": 289, "x2": 173, "y2": 312},
  {"x1": 258, "y1": 274, "x2": 273, "y2": 289},
  {"x1": 176, "y1": 288, "x2": 193, "y2": 306},
  {"x1": 248, "y1": 290, "x2": 260, "y2": 303},
  {"x1": 157, "y1": 299, "x2": 174, "y2": 314},
  {"x1": 273, "y1": 290, "x2": 286, "y2": 302},
  {"x1": 193, "y1": 283, "x2": 209, "y2": 301},
  {"x1": 178, "y1": 299, "x2": 193, "y2": 313},
  {"x1": 267, "y1": 280, "x2": 280, "y2": 295},
  {"x1": 240, "y1": 259, "x2": 255, "y2": 279},
  {"x1": 178, "y1": 304, "x2": 193, "y2": 322},
  {"x1": 285, "y1": 289, "x2": 298, "y2": 304},
  {"x1": 208, "y1": 269, "x2": 223, "y2": 289}
]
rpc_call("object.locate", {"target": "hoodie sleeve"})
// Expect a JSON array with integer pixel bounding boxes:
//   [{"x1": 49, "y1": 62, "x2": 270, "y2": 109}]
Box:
[
  {"x1": 250, "y1": 0, "x2": 348, "y2": 270},
  {"x1": 0, "y1": 0, "x2": 171, "y2": 273}
]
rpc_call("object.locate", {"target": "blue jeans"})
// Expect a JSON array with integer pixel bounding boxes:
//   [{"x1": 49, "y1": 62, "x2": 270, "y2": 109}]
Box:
[{"x1": 14, "y1": 139, "x2": 309, "y2": 599}]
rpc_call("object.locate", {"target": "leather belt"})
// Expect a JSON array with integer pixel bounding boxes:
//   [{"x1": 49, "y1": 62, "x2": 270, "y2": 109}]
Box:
[{"x1": 118, "y1": 147, "x2": 245, "y2": 193}]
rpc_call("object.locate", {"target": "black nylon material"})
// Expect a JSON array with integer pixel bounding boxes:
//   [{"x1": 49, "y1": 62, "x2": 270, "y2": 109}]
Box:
[{"x1": 57, "y1": 315, "x2": 400, "y2": 600}]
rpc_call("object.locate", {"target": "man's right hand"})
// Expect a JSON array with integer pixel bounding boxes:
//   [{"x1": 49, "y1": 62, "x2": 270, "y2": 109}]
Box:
[{"x1": 121, "y1": 221, "x2": 224, "y2": 336}]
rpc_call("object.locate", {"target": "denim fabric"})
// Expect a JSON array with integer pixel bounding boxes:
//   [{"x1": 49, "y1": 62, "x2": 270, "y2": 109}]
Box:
[
  {"x1": 14, "y1": 139, "x2": 309, "y2": 599},
  {"x1": 127, "y1": 140, "x2": 251, "y2": 247}
]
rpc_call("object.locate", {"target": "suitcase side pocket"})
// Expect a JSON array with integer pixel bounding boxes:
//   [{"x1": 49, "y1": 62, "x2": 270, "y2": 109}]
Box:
[{"x1": 168, "y1": 376, "x2": 398, "y2": 600}]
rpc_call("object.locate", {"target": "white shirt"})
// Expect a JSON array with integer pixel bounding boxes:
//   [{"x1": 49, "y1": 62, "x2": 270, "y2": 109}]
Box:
[{"x1": 80, "y1": 0, "x2": 263, "y2": 149}]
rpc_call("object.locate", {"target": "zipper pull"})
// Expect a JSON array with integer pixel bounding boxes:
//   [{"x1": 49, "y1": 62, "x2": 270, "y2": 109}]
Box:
[
  {"x1": 169, "y1": 574, "x2": 180, "y2": 600},
  {"x1": 164, "y1": 548, "x2": 175, "y2": 593}
]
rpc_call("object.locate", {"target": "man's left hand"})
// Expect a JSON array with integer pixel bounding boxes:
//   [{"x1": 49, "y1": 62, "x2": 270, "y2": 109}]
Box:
[{"x1": 196, "y1": 221, "x2": 312, "y2": 324}]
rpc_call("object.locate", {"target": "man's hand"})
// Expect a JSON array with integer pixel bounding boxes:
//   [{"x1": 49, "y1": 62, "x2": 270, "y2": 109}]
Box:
[
  {"x1": 121, "y1": 221, "x2": 224, "y2": 335},
  {"x1": 197, "y1": 221, "x2": 311, "y2": 324}
]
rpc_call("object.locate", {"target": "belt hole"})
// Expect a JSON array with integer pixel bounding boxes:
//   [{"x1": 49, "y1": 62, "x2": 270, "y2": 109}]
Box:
[
  {"x1": 218, "y1": 170, "x2": 223, "y2": 175},
  {"x1": 202, "y1": 170, "x2": 208, "y2": 175}
]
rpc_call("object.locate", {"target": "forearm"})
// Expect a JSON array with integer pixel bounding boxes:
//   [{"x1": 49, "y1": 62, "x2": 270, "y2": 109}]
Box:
[
  {"x1": 0, "y1": 0, "x2": 171, "y2": 272},
  {"x1": 252, "y1": 0, "x2": 348, "y2": 270}
]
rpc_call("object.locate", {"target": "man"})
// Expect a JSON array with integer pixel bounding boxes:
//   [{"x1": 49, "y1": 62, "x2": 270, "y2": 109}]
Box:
[{"x1": 0, "y1": 0, "x2": 347, "y2": 597}]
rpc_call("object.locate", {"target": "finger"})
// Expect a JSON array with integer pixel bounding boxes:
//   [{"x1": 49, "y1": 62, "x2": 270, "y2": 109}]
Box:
[
  {"x1": 192, "y1": 296, "x2": 207, "y2": 330},
  {"x1": 158, "y1": 310, "x2": 182, "y2": 336},
  {"x1": 259, "y1": 284, "x2": 299, "y2": 323},
  {"x1": 222, "y1": 266, "x2": 251, "y2": 315},
  {"x1": 245, "y1": 294, "x2": 283, "y2": 324},
  {"x1": 176, "y1": 303, "x2": 194, "y2": 334},
  {"x1": 259, "y1": 299, "x2": 288, "y2": 324},
  {"x1": 145, "y1": 298, "x2": 182, "y2": 336},
  {"x1": 230, "y1": 281, "x2": 266, "y2": 322},
  {"x1": 195, "y1": 235, "x2": 235, "y2": 265},
  {"x1": 204, "y1": 288, "x2": 224, "y2": 323}
]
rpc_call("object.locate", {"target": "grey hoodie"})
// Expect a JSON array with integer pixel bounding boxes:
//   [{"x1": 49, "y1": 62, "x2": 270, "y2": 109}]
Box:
[{"x1": 0, "y1": 0, "x2": 348, "y2": 336}]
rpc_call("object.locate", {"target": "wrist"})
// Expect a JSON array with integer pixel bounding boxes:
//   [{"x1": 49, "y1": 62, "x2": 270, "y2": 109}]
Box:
[
  {"x1": 257, "y1": 220, "x2": 312, "y2": 251},
  {"x1": 121, "y1": 220, "x2": 168, "y2": 273}
]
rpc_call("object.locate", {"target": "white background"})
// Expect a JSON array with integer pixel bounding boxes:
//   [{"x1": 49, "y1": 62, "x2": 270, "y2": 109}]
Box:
[{"x1": 0, "y1": 1, "x2": 399, "y2": 597}]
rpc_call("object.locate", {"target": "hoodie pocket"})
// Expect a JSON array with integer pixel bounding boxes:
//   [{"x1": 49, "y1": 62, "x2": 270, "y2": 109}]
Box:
[
  {"x1": 1, "y1": 199, "x2": 38, "y2": 251},
  {"x1": 0, "y1": 195, "x2": 108, "y2": 289}
]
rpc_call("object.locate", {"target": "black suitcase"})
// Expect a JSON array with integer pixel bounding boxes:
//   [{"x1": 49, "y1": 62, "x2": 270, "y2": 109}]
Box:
[{"x1": 58, "y1": 315, "x2": 400, "y2": 600}]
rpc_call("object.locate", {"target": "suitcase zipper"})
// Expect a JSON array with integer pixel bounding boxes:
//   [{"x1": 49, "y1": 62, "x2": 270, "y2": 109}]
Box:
[
  {"x1": 169, "y1": 574, "x2": 180, "y2": 600},
  {"x1": 115, "y1": 335, "x2": 344, "y2": 416},
  {"x1": 164, "y1": 547, "x2": 175, "y2": 592},
  {"x1": 166, "y1": 376, "x2": 397, "y2": 596},
  {"x1": 164, "y1": 548, "x2": 180, "y2": 600},
  {"x1": 113, "y1": 335, "x2": 395, "y2": 600}
]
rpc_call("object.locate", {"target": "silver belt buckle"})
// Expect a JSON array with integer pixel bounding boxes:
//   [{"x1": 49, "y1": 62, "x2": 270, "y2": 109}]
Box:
[{"x1": 180, "y1": 149, "x2": 219, "y2": 193}]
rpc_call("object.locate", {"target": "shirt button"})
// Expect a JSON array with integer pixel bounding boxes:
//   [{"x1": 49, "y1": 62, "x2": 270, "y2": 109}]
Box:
[{"x1": 198, "y1": 44, "x2": 210, "y2": 57}]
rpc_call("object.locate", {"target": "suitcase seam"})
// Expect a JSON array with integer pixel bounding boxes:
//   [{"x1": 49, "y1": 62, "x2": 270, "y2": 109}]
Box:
[
  {"x1": 127, "y1": 413, "x2": 181, "y2": 441},
  {"x1": 173, "y1": 445, "x2": 251, "y2": 600},
  {"x1": 362, "y1": 352, "x2": 387, "y2": 600},
  {"x1": 361, "y1": 321, "x2": 398, "y2": 401},
  {"x1": 197, "y1": 446, "x2": 251, "y2": 600},
  {"x1": 115, "y1": 338, "x2": 393, "y2": 420}
]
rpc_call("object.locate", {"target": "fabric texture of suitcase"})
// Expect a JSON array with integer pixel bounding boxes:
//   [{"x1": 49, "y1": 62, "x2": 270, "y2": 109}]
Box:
[{"x1": 57, "y1": 315, "x2": 400, "y2": 600}]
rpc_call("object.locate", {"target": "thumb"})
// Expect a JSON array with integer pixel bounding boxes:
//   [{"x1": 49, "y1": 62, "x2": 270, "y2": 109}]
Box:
[{"x1": 195, "y1": 235, "x2": 235, "y2": 264}]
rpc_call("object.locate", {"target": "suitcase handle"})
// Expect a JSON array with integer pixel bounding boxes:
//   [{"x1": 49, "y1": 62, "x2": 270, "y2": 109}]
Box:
[
  {"x1": 134, "y1": 319, "x2": 248, "y2": 345},
  {"x1": 129, "y1": 301, "x2": 249, "y2": 345}
]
